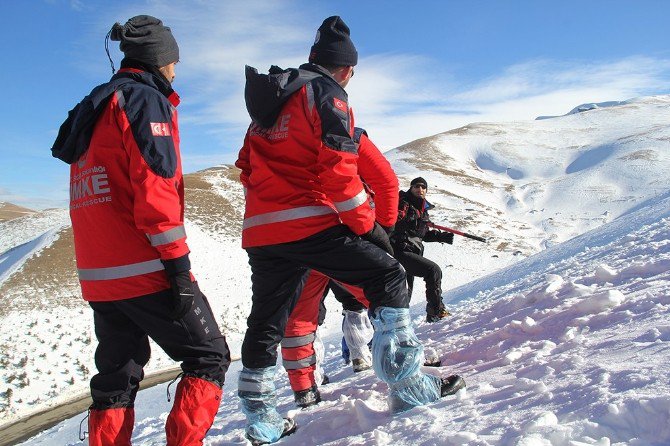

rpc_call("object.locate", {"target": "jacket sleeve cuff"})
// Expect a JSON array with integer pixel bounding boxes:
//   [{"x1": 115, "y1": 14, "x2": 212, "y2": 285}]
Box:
[{"x1": 161, "y1": 253, "x2": 191, "y2": 276}]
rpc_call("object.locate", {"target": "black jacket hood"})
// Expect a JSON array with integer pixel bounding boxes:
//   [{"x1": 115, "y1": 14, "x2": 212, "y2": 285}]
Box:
[{"x1": 244, "y1": 63, "x2": 329, "y2": 128}]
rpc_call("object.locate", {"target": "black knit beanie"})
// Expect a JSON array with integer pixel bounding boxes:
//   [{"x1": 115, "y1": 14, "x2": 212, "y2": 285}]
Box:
[
  {"x1": 110, "y1": 15, "x2": 179, "y2": 67},
  {"x1": 411, "y1": 177, "x2": 428, "y2": 188},
  {"x1": 309, "y1": 16, "x2": 358, "y2": 67}
]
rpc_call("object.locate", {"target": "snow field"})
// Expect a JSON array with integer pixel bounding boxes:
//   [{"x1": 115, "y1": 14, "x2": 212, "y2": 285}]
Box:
[{"x1": 4, "y1": 96, "x2": 670, "y2": 444}]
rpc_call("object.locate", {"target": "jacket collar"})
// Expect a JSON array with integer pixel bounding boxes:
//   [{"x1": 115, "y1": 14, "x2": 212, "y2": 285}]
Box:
[
  {"x1": 299, "y1": 63, "x2": 337, "y2": 81},
  {"x1": 114, "y1": 58, "x2": 179, "y2": 106},
  {"x1": 402, "y1": 189, "x2": 434, "y2": 212}
]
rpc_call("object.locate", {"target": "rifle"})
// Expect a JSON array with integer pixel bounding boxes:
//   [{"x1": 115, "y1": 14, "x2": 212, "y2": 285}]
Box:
[{"x1": 427, "y1": 222, "x2": 487, "y2": 243}]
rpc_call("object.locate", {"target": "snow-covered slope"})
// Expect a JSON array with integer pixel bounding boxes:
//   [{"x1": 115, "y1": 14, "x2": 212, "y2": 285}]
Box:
[
  {"x1": 0, "y1": 166, "x2": 251, "y2": 424},
  {"x1": 388, "y1": 95, "x2": 670, "y2": 253},
  {"x1": 3, "y1": 95, "x2": 670, "y2": 443},
  {"x1": 23, "y1": 170, "x2": 670, "y2": 446}
]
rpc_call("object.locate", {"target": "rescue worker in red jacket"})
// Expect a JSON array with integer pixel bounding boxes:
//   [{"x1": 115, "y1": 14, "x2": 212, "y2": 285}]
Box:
[
  {"x1": 236, "y1": 16, "x2": 464, "y2": 445},
  {"x1": 51, "y1": 15, "x2": 230, "y2": 446},
  {"x1": 281, "y1": 128, "x2": 398, "y2": 407}
]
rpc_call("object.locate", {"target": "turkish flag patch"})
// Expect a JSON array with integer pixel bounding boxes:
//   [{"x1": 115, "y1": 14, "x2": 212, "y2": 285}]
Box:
[
  {"x1": 150, "y1": 122, "x2": 171, "y2": 137},
  {"x1": 333, "y1": 98, "x2": 347, "y2": 113}
]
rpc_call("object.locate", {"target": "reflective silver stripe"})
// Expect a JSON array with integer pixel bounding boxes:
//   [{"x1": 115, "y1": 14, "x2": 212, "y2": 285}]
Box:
[
  {"x1": 333, "y1": 189, "x2": 368, "y2": 213},
  {"x1": 281, "y1": 333, "x2": 316, "y2": 348},
  {"x1": 115, "y1": 90, "x2": 125, "y2": 109},
  {"x1": 146, "y1": 226, "x2": 186, "y2": 246},
  {"x1": 283, "y1": 354, "x2": 316, "y2": 370},
  {"x1": 78, "y1": 259, "x2": 164, "y2": 281},
  {"x1": 305, "y1": 82, "x2": 315, "y2": 115},
  {"x1": 242, "y1": 206, "x2": 335, "y2": 230},
  {"x1": 238, "y1": 378, "x2": 275, "y2": 393}
]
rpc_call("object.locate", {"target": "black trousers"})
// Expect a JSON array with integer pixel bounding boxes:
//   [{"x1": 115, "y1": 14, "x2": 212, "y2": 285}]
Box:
[
  {"x1": 394, "y1": 250, "x2": 444, "y2": 315},
  {"x1": 242, "y1": 224, "x2": 408, "y2": 369},
  {"x1": 316, "y1": 280, "x2": 367, "y2": 325},
  {"x1": 88, "y1": 285, "x2": 231, "y2": 409}
]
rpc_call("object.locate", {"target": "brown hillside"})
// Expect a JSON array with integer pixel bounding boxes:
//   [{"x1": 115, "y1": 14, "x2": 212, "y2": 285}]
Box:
[
  {"x1": 0, "y1": 227, "x2": 82, "y2": 317},
  {"x1": 184, "y1": 166, "x2": 244, "y2": 238},
  {"x1": 0, "y1": 203, "x2": 35, "y2": 223}
]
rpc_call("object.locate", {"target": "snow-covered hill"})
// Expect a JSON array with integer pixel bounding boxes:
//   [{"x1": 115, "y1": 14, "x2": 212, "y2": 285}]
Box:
[
  {"x1": 23, "y1": 157, "x2": 670, "y2": 446},
  {"x1": 388, "y1": 95, "x2": 670, "y2": 252},
  {"x1": 2, "y1": 95, "x2": 670, "y2": 444}
]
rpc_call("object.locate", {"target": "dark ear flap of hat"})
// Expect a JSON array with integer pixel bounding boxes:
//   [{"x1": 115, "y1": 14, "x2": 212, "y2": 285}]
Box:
[
  {"x1": 309, "y1": 16, "x2": 358, "y2": 67},
  {"x1": 108, "y1": 15, "x2": 179, "y2": 67}
]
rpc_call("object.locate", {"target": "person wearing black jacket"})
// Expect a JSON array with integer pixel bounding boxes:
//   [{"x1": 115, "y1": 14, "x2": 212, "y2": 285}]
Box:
[{"x1": 391, "y1": 177, "x2": 454, "y2": 322}]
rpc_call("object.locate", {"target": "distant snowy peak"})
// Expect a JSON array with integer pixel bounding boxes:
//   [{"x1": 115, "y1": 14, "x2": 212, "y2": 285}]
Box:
[
  {"x1": 387, "y1": 94, "x2": 670, "y2": 251},
  {"x1": 536, "y1": 94, "x2": 670, "y2": 120},
  {"x1": 0, "y1": 202, "x2": 35, "y2": 222}
]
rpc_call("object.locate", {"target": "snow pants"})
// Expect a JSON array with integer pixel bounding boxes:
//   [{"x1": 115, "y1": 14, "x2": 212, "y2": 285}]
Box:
[
  {"x1": 88, "y1": 285, "x2": 230, "y2": 445},
  {"x1": 240, "y1": 225, "x2": 411, "y2": 440},
  {"x1": 242, "y1": 224, "x2": 407, "y2": 371},
  {"x1": 240, "y1": 225, "x2": 446, "y2": 438},
  {"x1": 282, "y1": 270, "x2": 370, "y2": 392},
  {"x1": 394, "y1": 249, "x2": 445, "y2": 316}
]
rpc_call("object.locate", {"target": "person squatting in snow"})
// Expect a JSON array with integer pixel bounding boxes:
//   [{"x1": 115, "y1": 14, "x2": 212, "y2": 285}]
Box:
[
  {"x1": 281, "y1": 128, "x2": 397, "y2": 409},
  {"x1": 51, "y1": 15, "x2": 231, "y2": 446},
  {"x1": 236, "y1": 15, "x2": 466, "y2": 445},
  {"x1": 391, "y1": 177, "x2": 456, "y2": 322}
]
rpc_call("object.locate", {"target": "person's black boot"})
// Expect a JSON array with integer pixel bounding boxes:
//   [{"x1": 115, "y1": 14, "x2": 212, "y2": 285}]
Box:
[
  {"x1": 426, "y1": 306, "x2": 451, "y2": 323},
  {"x1": 293, "y1": 385, "x2": 321, "y2": 408},
  {"x1": 440, "y1": 375, "x2": 466, "y2": 396}
]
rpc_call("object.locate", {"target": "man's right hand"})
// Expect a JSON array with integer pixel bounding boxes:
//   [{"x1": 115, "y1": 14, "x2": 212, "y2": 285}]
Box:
[{"x1": 362, "y1": 222, "x2": 394, "y2": 256}]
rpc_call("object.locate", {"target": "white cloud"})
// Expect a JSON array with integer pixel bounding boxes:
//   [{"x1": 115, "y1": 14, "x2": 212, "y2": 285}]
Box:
[
  {"x1": 74, "y1": 2, "x2": 670, "y2": 159},
  {"x1": 351, "y1": 56, "x2": 670, "y2": 150}
]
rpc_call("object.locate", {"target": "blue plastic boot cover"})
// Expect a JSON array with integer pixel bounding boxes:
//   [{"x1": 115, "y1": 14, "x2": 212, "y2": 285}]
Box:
[
  {"x1": 238, "y1": 366, "x2": 285, "y2": 443},
  {"x1": 371, "y1": 307, "x2": 441, "y2": 412}
]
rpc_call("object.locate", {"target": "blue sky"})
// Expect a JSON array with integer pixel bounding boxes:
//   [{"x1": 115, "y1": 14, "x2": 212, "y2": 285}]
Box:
[{"x1": 2, "y1": 0, "x2": 670, "y2": 209}]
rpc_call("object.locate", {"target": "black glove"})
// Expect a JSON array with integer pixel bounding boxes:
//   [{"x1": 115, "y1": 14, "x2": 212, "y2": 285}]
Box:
[
  {"x1": 380, "y1": 224, "x2": 395, "y2": 235},
  {"x1": 167, "y1": 270, "x2": 196, "y2": 320},
  {"x1": 438, "y1": 231, "x2": 454, "y2": 244},
  {"x1": 362, "y1": 222, "x2": 394, "y2": 256}
]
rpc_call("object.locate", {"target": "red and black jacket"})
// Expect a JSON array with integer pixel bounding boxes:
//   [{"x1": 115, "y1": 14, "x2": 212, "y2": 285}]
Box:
[
  {"x1": 392, "y1": 190, "x2": 440, "y2": 254},
  {"x1": 236, "y1": 64, "x2": 375, "y2": 248},
  {"x1": 52, "y1": 62, "x2": 190, "y2": 301}
]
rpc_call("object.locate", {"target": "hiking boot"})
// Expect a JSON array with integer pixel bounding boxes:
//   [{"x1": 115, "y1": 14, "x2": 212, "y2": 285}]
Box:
[
  {"x1": 352, "y1": 358, "x2": 372, "y2": 373},
  {"x1": 440, "y1": 375, "x2": 466, "y2": 396},
  {"x1": 246, "y1": 417, "x2": 297, "y2": 446},
  {"x1": 293, "y1": 385, "x2": 321, "y2": 408},
  {"x1": 426, "y1": 307, "x2": 451, "y2": 323}
]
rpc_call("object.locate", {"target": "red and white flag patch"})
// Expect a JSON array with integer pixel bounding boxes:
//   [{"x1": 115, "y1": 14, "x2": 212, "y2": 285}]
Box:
[
  {"x1": 150, "y1": 122, "x2": 171, "y2": 137},
  {"x1": 333, "y1": 98, "x2": 347, "y2": 113}
]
